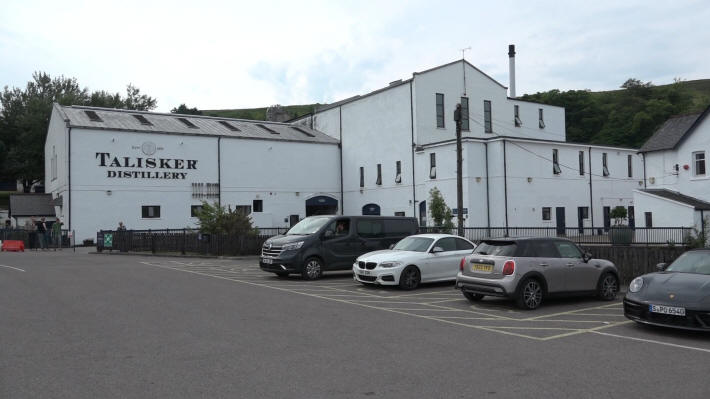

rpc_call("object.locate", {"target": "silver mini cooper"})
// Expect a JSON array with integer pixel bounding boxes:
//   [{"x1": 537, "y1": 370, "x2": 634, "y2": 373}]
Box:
[{"x1": 455, "y1": 237, "x2": 619, "y2": 309}]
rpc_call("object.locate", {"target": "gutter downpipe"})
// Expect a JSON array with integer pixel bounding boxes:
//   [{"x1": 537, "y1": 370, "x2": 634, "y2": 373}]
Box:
[
  {"x1": 642, "y1": 152, "x2": 647, "y2": 189},
  {"x1": 339, "y1": 107, "x2": 344, "y2": 215},
  {"x1": 589, "y1": 147, "x2": 594, "y2": 232},
  {"x1": 485, "y1": 142, "x2": 490, "y2": 233},
  {"x1": 410, "y1": 81, "x2": 417, "y2": 219},
  {"x1": 67, "y1": 126, "x2": 72, "y2": 232},
  {"x1": 503, "y1": 140, "x2": 509, "y2": 235},
  {"x1": 217, "y1": 137, "x2": 221, "y2": 207}
]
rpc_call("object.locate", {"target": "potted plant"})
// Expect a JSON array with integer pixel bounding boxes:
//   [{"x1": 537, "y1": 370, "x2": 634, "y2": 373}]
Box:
[{"x1": 609, "y1": 206, "x2": 632, "y2": 245}]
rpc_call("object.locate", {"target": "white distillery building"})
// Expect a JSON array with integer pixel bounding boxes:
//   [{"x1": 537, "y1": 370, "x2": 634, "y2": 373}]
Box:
[
  {"x1": 45, "y1": 104, "x2": 341, "y2": 240},
  {"x1": 293, "y1": 46, "x2": 643, "y2": 232},
  {"x1": 634, "y1": 106, "x2": 710, "y2": 231},
  {"x1": 46, "y1": 45, "x2": 644, "y2": 241}
]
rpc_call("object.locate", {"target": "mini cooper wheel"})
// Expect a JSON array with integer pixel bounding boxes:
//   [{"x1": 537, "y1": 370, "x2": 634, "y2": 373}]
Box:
[
  {"x1": 598, "y1": 273, "x2": 619, "y2": 301},
  {"x1": 398, "y1": 266, "x2": 421, "y2": 290},
  {"x1": 301, "y1": 257, "x2": 323, "y2": 280},
  {"x1": 516, "y1": 278, "x2": 543, "y2": 310},
  {"x1": 463, "y1": 292, "x2": 484, "y2": 302}
]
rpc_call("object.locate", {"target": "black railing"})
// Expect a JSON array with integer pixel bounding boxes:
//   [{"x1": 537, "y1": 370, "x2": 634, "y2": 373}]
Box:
[
  {"x1": 417, "y1": 226, "x2": 695, "y2": 246},
  {"x1": 96, "y1": 227, "x2": 290, "y2": 256},
  {"x1": 0, "y1": 228, "x2": 75, "y2": 250}
]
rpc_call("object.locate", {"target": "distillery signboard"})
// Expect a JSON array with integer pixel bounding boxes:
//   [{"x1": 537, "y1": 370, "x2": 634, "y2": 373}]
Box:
[{"x1": 95, "y1": 142, "x2": 198, "y2": 180}]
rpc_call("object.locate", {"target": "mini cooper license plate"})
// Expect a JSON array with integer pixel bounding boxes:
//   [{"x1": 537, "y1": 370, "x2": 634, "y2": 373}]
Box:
[
  {"x1": 649, "y1": 304, "x2": 686, "y2": 316},
  {"x1": 262, "y1": 258, "x2": 273, "y2": 264},
  {"x1": 472, "y1": 263, "x2": 493, "y2": 273}
]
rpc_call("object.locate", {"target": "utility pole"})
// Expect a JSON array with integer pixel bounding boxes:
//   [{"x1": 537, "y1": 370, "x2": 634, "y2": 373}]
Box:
[{"x1": 454, "y1": 103, "x2": 464, "y2": 236}]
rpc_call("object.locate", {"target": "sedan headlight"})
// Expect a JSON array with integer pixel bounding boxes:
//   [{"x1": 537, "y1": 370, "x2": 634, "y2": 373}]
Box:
[
  {"x1": 379, "y1": 261, "x2": 402, "y2": 268},
  {"x1": 281, "y1": 241, "x2": 304, "y2": 251},
  {"x1": 629, "y1": 277, "x2": 644, "y2": 293}
]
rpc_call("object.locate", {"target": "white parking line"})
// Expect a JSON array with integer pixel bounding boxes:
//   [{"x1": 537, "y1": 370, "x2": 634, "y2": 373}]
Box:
[
  {"x1": 592, "y1": 331, "x2": 710, "y2": 354},
  {"x1": 0, "y1": 264, "x2": 25, "y2": 272}
]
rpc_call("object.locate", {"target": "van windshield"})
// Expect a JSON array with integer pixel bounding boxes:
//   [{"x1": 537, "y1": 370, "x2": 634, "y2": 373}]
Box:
[{"x1": 286, "y1": 217, "x2": 332, "y2": 235}]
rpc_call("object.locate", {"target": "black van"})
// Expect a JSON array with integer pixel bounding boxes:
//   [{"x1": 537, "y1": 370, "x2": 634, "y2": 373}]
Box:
[{"x1": 260, "y1": 215, "x2": 418, "y2": 279}]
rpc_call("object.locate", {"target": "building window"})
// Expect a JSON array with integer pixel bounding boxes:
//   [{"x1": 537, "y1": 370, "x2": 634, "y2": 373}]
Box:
[
  {"x1": 359, "y1": 167, "x2": 364, "y2": 188},
  {"x1": 542, "y1": 207, "x2": 551, "y2": 221},
  {"x1": 484, "y1": 100, "x2": 492, "y2": 133},
  {"x1": 142, "y1": 205, "x2": 161, "y2": 219},
  {"x1": 552, "y1": 149, "x2": 561, "y2": 175},
  {"x1": 394, "y1": 211, "x2": 406, "y2": 217},
  {"x1": 234, "y1": 205, "x2": 252, "y2": 215},
  {"x1": 579, "y1": 151, "x2": 585, "y2": 176},
  {"x1": 253, "y1": 199, "x2": 263, "y2": 212},
  {"x1": 645, "y1": 212, "x2": 653, "y2": 228},
  {"x1": 627, "y1": 154, "x2": 633, "y2": 178},
  {"x1": 514, "y1": 105, "x2": 522, "y2": 127},
  {"x1": 376, "y1": 164, "x2": 382, "y2": 185},
  {"x1": 461, "y1": 97, "x2": 469, "y2": 131},
  {"x1": 436, "y1": 93, "x2": 445, "y2": 128},
  {"x1": 538, "y1": 108, "x2": 545, "y2": 129},
  {"x1": 429, "y1": 153, "x2": 436, "y2": 179},
  {"x1": 395, "y1": 161, "x2": 402, "y2": 183},
  {"x1": 602, "y1": 153, "x2": 609, "y2": 177},
  {"x1": 580, "y1": 207, "x2": 589, "y2": 219},
  {"x1": 51, "y1": 145, "x2": 57, "y2": 181},
  {"x1": 693, "y1": 151, "x2": 706, "y2": 176},
  {"x1": 190, "y1": 205, "x2": 203, "y2": 217}
]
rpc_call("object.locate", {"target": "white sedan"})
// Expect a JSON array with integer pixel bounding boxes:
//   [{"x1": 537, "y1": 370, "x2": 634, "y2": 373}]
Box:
[{"x1": 353, "y1": 234, "x2": 476, "y2": 290}]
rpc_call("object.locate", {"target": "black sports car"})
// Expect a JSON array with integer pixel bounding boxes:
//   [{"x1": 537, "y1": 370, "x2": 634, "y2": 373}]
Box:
[{"x1": 624, "y1": 249, "x2": 710, "y2": 331}]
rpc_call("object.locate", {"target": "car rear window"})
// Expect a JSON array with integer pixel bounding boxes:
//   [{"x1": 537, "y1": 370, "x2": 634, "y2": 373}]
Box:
[{"x1": 473, "y1": 241, "x2": 517, "y2": 256}]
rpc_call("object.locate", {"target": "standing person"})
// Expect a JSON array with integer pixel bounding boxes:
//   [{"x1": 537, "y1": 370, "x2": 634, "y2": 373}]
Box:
[
  {"x1": 52, "y1": 218, "x2": 63, "y2": 250},
  {"x1": 25, "y1": 217, "x2": 37, "y2": 250},
  {"x1": 117, "y1": 221, "x2": 126, "y2": 231},
  {"x1": 36, "y1": 217, "x2": 48, "y2": 250}
]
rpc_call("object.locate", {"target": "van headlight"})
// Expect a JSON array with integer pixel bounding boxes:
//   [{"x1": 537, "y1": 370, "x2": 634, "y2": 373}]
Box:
[
  {"x1": 379, "y1": 261, "x2": 402, "y2": 268},
  {"x1": 282, "y1": 241, "x2": 304, "y2": 251},
  {"x1": 629, "y1": 277, "x2": 644, "y2": 293}
]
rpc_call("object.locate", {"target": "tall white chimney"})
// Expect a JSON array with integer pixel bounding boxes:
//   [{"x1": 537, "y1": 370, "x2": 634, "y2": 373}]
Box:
[{"x1": 508, "y1": 44, "x2": 516, "y2": 98}]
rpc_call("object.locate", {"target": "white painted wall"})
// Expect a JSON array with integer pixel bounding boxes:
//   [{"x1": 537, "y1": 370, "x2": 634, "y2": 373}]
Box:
[
  {"x1": 633, "y1": 190, "x2": 696, "y2": 228},
  {"x1": 44, "y1": 106, "x2": 69, "y2": 223}
]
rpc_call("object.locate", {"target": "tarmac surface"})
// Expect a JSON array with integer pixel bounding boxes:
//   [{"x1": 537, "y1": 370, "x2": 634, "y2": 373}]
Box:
[{"x1": 1, "y1": 249, "x2": 709, "y2": 398}]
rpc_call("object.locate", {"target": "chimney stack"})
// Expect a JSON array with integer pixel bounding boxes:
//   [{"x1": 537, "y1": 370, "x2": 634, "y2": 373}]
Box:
[{"x1": 508, "y1": 44, "x2": 516, "y2": 98}]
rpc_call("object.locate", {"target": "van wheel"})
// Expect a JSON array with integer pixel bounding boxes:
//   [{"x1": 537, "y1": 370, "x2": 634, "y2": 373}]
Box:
[
  {"x1": 302, "y1": 257, "x2": 323, "y2": 280},
  {"x1": 399, "y1": 266, "x2": 420, "y2": 290},
  {"x1": 516, "y1": 278, "x2": 543, "y2": 310}
]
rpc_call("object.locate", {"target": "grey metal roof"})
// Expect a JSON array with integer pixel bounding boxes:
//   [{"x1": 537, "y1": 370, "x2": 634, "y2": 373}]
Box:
[
  {"x1": 639, "y1": 107, "x2": 710, "y2": 153},
  {"x1": 9, "y1": 194, "x2": 55, "y2": 217},
  {"x1": 639, "y1": 189, "x2": 710, "y2": 210},
  {"x1": 56, "y1": 105, "x2": 339, "y2": 145}
]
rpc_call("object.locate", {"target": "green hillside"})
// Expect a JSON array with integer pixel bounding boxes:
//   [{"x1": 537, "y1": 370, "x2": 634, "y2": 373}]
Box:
[
  {"x1": 202, "y1": 104, "x2": 321, "y2": 121},
  {"x1": 520, "y1": 79, "x2": 710, "y2": 148}
]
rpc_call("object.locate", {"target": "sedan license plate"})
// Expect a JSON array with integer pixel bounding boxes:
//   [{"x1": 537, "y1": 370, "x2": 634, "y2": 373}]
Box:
[
  {"x1": 649, "y1": 304, "x2": 686, "y2": 316},
  {"x1": 262, "y1": 258, "x2": 273, "y2": 264},
  {"x1": 361, "y1": 270, "x2": 371, "y2": 275},
  {"x1": 472, "y1": 263, "x2": 493, "y2": 273}
]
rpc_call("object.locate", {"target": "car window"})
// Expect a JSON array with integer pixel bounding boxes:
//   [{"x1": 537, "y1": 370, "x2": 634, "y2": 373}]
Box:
[
  {"x1": 455, "y1": 238, "x2": 475, "y2": 251},
  {"x1": 473, "y1": 241, "x2": 517, "y2": 256},
  {"x1": 666, "y1": 251, "x2": 710, "y2": 275},
  {"x1": 527, "y1": 241, "x2": 560, "y2": 258},
  {"x1": 393, "y1": 237, "x2": 434, "y2": 252},
  {"x1": 434, "y1": 237, "x2": 457, "y2": 252},
  {"x1": 384, "y1": 219, "x2": 416, "y2": 237},
  {"x1": 554, "y1": 241, "x2": 582, "y2": 258},
  {"x1": 356, "y1": 220, "x2": 384, "y2": 238}
]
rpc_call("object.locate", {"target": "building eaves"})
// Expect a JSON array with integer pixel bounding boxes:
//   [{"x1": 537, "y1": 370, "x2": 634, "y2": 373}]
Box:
[
  {"x1": 508, "y1": 97, "x2": 565, "y2": 109},
  {"x1": 314, "y1": 79, "x2": 412, "y2": 113},
  {"x1": 414, "y1": 59, "x2": 507, "y2": 90},
  {"x1": 639, "y1": 105, "x2": 710, "y2": 153},
  {"x1": 638, "y1": 189, "x2": 710, "y2": 210},
  {"x1": 417, "y1": 135, "x2": 639, "y2": 152}
]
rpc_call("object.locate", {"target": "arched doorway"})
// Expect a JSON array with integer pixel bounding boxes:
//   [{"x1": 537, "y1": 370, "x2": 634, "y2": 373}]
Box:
[
  {"x1": 305, "y1": 195, "x2": 338, "y2": 216},
  {"x1": 362, "y1": 203, "x2": 381, "y2": 216}
]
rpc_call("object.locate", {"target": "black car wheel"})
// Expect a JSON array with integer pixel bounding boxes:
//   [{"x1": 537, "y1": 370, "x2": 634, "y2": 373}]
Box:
[
  {"x1": 516, "y1": 278, "x2": 543, "y2": 310},
  {"x1": 463, "y1": 292, "x2": 484, "y2": 302},
  {"x1": 399, "y1": 266, "x2": 421, "y2": 290},
  {"x1": 301, "y1": 257, "x2": 323, "y2": 280},
  {"x1": 598, "y1": 273, "x2": 619, "y2": 301}
]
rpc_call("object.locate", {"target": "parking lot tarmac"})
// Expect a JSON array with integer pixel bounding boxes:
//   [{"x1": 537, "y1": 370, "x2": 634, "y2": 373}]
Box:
[{"x1": 1, "y1": 250, "x2": 709, "y2": 398}]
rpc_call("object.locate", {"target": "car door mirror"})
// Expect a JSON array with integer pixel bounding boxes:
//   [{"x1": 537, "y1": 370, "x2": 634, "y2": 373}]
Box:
[
  {"x1": 431, "y1": 246, "x2": 444, "y2": 253},
  {"x1": 656, "y1": 262, "x2": 667, "y2": 272},
  {"x1": 582, "y1": 252, "x2": 592, "y2": 263}
]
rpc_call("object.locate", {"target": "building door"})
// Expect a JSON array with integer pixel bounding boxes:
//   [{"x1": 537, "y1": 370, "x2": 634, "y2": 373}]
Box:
[
  {"x1": 577, "y1": 207, "x2": 585, "y2": 234},
  {"x1": 305, "y1": 196, "x2": 338, "y2": 216},
  {"x1": 419, "y1": 201, "x2": 427, "y2": 227},
  {"x1": 603, "y1": 206, "x2": 611, "y2": 232},
  {"x1": 289, "y1": 215, "x2": 300, "y2": 227},
  {"x1": 556, "y1": 207, "x2": 566, "y2": 235},
  {"x1": 628, "y1": 206, "x2": 635, "y2": 229},
  {"x1": 645, "y1": 212, "x2": 653, "y2": 228}
]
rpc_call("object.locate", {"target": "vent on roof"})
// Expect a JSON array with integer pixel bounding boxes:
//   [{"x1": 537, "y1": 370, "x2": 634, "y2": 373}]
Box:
[
  {"x1": 132, "y1": 114, "x2": 153, "y2": 126},
  {"x1": 291, "y1": 126, "x2": 315, "y2": 137},
  {"x1": 177, "y1": 117, "x2": 198, "y2": 128},
  {"x1": 84, "y1": 110, "x2": 103, "y2": 122},
  {"x1": 219, "y1": 120, "x2": 241, "y2": 132},
  {"x1": 257, "y1": 123, "x2": 279, "y2": 135}
]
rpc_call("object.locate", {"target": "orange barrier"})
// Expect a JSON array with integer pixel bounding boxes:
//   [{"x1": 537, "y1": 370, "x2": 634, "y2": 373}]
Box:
[{"x1": 1, "y1": 240, "x2": 25, "y2": 252}]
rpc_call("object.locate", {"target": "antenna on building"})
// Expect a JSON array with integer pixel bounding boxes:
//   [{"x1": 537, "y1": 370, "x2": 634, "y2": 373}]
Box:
[{"x1": 460, "y1": 46, "x2": 471, "y2": 60}]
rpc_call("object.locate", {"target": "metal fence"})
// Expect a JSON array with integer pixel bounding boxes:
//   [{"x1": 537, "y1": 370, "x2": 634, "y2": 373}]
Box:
[
  {"x1": 0, "y1": 229, "x2": 75, "y2": 250},
  {"x1": 418, "y1": 226, "x2": 695, "y2": 246},
  {"x1": 97, "y1": 227, "x2": 290, "y2": 256}
]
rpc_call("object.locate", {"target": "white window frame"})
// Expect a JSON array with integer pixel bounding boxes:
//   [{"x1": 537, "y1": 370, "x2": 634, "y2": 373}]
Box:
[
  {"x1": 602, "y1": 153, "x2": 610, "y2": 177},
  {"x1": 429, "y1": 153, "x2": 436, "y2": 179},
  {"x1": 693, "y1": 151, "x2": 706, "y2": 177},
  {"x1": 514, "y1": 105, "x2": 522, "y2": 127},
  {"x1": 538, "y1": 108, "x2": 545, "y2": 129},
  {"x1": 552, "y1": 149, "x2": 561, "y2": 175}
]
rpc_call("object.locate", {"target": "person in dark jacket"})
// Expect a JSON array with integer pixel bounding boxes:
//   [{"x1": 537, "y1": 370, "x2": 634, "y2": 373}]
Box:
[{"x1": 36, "y1": 217, "x2": 48, "y2": 250}]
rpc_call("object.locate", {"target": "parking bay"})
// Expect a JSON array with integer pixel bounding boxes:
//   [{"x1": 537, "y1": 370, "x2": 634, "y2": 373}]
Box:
[{"x1": 139, "y1": 258, "x2": 710, "y2": 348}]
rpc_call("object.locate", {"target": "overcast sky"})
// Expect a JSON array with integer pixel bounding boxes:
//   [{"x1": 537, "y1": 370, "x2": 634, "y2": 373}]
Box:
[{"x1": 1, "y1": 0, "x2": 708, "y2": 112}]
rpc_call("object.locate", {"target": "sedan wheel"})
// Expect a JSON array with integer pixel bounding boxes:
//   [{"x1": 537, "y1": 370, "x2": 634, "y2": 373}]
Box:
[
  {"x1": 301, "y1": 257, "x2": 323, "y2": 280},
  {"x1": 398, "y1": 266, "x2": 421, "y2": 290},
  {"x1": 516, "y1": 278, "x2": 543, "y2": 310},
  {"x1": 598, "y1": 273, "x2": 619, "y2": 301}
]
